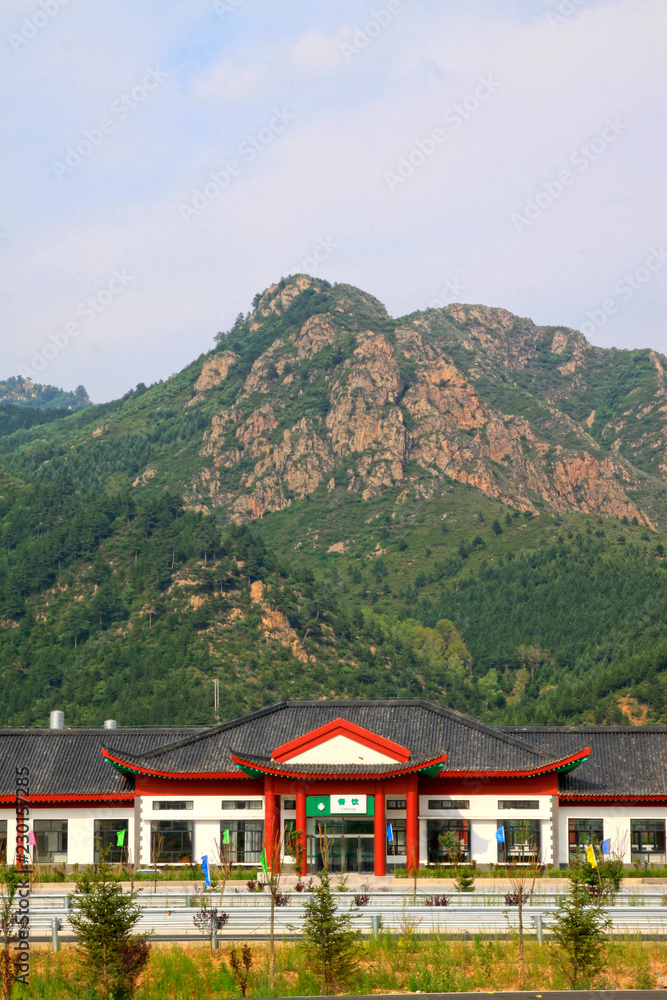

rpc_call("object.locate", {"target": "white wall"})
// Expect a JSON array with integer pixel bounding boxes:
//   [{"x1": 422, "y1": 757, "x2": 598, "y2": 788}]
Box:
[
  {"x1": 0, "y1": 807, "x2": 134, "y2": 867},
  {"x1": 557, "y1": 804, "x2": 667, "y2": 865}
]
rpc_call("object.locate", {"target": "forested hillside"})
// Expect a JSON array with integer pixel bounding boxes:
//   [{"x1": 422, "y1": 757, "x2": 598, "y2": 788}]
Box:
[{"x1": 1, "y1": 276, "x2": 665, "y2": 728}]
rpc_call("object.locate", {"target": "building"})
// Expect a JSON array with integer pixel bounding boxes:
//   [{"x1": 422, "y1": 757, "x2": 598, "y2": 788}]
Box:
[{"x1": 1, "y1": 700, "x2": 665, "y2": 875}]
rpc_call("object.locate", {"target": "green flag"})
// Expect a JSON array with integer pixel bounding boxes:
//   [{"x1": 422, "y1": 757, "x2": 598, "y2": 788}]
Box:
[
  {"x1": 260, "y1": 848, "x2": 268, "y2": 874},
  {"x1": 222, "y1": 828, "x2": 230, "y2": 845},
  {"x1": 116, "y1": 829, "x2": 126, "y2": 847}
]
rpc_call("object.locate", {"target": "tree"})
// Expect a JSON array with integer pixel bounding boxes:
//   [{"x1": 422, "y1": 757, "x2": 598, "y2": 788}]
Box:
[
  {"x1": 0, "y1": 865, "x2": 26, "y2": 1000},
  {"x1": 439, "y1": 831, "x2": 475, "y2": 895},
  {"x1": 504, "y1": 845, "x2": 540, "y2": 988},
  {"x1": 551, "y1": 854, "x2": 610, "y2": 988},
  {"x1": 302, "y1": 864, "x2": 359, "y2": 995},
  {"x1": 69, "y1": 857, "x2": 150, "y2": 1000}
]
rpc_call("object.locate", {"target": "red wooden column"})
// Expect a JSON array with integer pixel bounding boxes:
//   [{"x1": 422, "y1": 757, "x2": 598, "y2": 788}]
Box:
[
  {"x1": 374, "y1": 782, "x2": 386, "y2": 876},
  {"x1": 296, "y1": 785, "x2": 307, "y2": 876},
  {"x1": 406, "y1": 773, "x2": 419, "y2": 875},
  {"x1": 264, "y1": 774, "x2": 278, "y2": 872}
]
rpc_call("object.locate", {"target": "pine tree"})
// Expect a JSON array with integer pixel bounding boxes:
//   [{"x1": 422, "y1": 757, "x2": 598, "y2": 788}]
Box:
[
  {"x1": 302, "y1": 866, "x2": 359, "y2": 995},
  {"x1": 69, "y1": 856, "x2": 150, "y2": 999},
  {"x1": 551, "y1": 854, "x2": 610, "y2": 988}
]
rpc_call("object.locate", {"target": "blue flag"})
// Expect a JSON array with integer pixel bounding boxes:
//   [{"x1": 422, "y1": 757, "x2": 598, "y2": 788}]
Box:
[
  {"x1": 601, "y1": 838, "x2": 611, "y2": 856},
  {"x1": 202, "y1": 854, "x2": 211, "y2": 887},
  {"x1": 496, "y1": 826, "x2": 505, "y2": 844},
  {"x1": 387, "y1": 823, "x2": 394, "y2": 842}
]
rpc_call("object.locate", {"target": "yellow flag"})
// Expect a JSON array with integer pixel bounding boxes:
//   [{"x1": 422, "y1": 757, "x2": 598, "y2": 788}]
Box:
[{"x1": 586, "y1": 844, "x2": 597, "y2": 868}]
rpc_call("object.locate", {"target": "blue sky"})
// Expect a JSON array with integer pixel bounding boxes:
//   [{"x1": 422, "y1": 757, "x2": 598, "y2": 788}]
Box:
[{"x1": 2, "y1": 0, "x2": 665, "y2": 402}]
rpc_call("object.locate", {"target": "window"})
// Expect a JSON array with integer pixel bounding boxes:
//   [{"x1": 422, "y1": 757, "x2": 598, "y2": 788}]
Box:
[
  {"x1": 387, "y1": 799, "x2": 406, "y2": 811},
  {"x1": 0, "y1": 821, "x2": 6, "y2": 864},
  {"x1": 34, "y1": 820, "x2": 67, "y2": 863},
  {"x1": 94, "y1": 820, "x2": 129, "y2": 863},
  {"x1": 151, "y1": 821, "x2": 193, "y2": 863},
  {"x1": 220, "y1": 820, "x2": 264, "y2": 864},
  {"x1": 386, "y1": 818, "x2": 406, "y2": 857},
  {"x1": 220, "y1": 800, "x2": 263, "y2": 810},
  {"x1": 498, "y1": 801, "x2": 539, "y2": 810},
  {"x1": 428, "y1": 800, "x2": 470, "y2": 810},
  {"x1": 568, "y1": 818, "x2": 603, "y2": 860},
  {"x1": 282, "y1": 799, "x2": 296, "y2": 811},
  {"x1": 497, "y1": 820, "x2": 541, "y2": 862},
  {"x1": 631, "y1": 820, "x2": 666, "y2": 862},
  {"x1": 153, "y1": 801, "x2": 193, "y2": 811},
  {"x1": 283, "y1": 819, "x2": 297, "y2": 856},
  {"x1": 427, "y1": 819, "x2": 469, "y2": 863}
]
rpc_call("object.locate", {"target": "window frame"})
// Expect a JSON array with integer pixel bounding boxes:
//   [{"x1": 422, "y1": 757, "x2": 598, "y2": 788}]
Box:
[
  {"x1": 34, "y1": 819, "x2": 68, "y2": 863},
  {"x1": 220, "y1": 800, "x2": 263, "y2": 811},
  {"x1": 94, "y1": 819, "x2": 130, "y2": 863},
  {"x1": 568, "y1": 818, "x2": 604, "y2": 860},
  {"x1": 497, "y1": 819, "x2": 541, "y2": 863},
  {"x1": 498, "y1": 800, "x2": 540, "y2": 810},
  {"x1": 428, "y1": 800, "x2": 470, "y2": 810},
  {"x1": 151, "y1": 820, "x2": 194, "y2": 864},
  {"x1": 220, "y1": 819, "x2": 264, "y2": 864},
  {"x1": 152, "y1": 801, "x2": 193, "y2": 811},
  {"x1": 426, "y1": 818, "x2": 470, "y2": 864},
  {"x1": 631, "y1": 819, "x2": 666, "y2": 861}
]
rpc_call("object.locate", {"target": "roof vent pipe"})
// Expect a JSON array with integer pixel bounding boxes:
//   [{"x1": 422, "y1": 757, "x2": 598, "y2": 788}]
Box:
[
  {"x1": 103, "y1": 719, "x2": 117, "y2": 730},
  {"x1": 49, "y1": 710, "x2": 65, "y2": 730}
]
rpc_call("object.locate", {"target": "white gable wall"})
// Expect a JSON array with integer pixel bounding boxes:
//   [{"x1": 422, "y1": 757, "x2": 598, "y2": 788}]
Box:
[{"x1": 285, "y1": 734, "x2": 399, "y2": 764}]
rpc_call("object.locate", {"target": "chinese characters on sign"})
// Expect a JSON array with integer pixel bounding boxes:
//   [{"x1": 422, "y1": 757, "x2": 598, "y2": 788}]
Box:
[{"x1": 330, "y1": 794, "x2": 367, "y2": 814}]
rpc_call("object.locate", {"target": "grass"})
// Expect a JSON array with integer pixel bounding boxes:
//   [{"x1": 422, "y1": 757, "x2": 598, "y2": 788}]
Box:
[{"x1": 13, "y1": 934, "x2": 667, "y2": 997}]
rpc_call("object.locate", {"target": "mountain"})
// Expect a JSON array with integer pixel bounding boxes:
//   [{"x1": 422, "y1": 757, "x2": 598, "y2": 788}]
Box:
[
  {"x1": 0, "y1": 377, "x2": 92, "y2": 441},
  {"x1": 0, "y1": 275, "x2": 665, "y2": 728}
]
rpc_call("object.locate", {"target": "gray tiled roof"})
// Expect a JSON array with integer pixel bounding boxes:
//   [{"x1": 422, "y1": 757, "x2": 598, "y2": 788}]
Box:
[
  {"x1": 0, "y1": 729, "x2": 199, "y2": 797},
  {"x1": 231, "y1": 748, "x2": 447, "y2": 776},
  {"x1": 111, "y1": 701, "x2": 569, "y2": 776},
  {"x1": 502, "y1": 726, "x2": 667, "y2": 797}
]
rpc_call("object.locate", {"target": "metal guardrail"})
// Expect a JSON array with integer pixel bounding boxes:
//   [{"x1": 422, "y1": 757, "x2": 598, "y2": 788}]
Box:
[
  {"x1": 28, "y1": 889, "x2": 667, "y2": 910},
  {"x1": 21, "y1": 904, "x2": 667, "y2": 950}
]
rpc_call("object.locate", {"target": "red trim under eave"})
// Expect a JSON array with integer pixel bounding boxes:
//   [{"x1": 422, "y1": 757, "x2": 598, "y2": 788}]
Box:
[
  {"x1": 442, "y1": 747, "x2": 591, "y2": 779},
  {"x1": 102, "y1": 748, "x2": 248, "y2": 781},
  {"x1": 272, "y1": 718, "x2": 411, "y2": 763},
  {"x1": 560, "y1": 794, "x2": 667, "y2": 804},
  {"x1": 231, "y1": 752, "x2": 448, "y2": 780},
  {"x1": 0, "y1": 794, "x2": 134, "y2": 804}
]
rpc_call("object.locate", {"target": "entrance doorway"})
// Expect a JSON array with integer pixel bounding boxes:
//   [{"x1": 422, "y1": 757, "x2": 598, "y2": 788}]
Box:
[{"x1": 308, "y1": 818, "x2": 374, "y2": 873}]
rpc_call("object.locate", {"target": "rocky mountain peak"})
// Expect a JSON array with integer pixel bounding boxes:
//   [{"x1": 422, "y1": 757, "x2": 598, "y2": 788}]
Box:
[{"x1": 185, "y1": 278, "x2": 665, "y2": 530}]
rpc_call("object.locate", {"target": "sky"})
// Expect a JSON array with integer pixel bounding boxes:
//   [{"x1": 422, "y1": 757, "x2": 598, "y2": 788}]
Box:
[{"x1": 1, "y1": 0, "x2": 666, "y2": 403}]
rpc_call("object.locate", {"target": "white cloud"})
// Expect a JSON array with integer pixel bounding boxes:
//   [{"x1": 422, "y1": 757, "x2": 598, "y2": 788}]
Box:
[
  {"x1": 291, "y1": 29, "x2": 346, "y2": 72},
  {"x1": 191, "y1": 60, "x2": 264, "y2": 102}
]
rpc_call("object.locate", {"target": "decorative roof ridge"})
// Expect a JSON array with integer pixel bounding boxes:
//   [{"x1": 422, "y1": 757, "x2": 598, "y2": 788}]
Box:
[
  {"x1": 130, "y1": 701, "x2": 292, "y2": 761},
  {"x1": 0, "y1": 727, "x2": 202, "y2": 736},
  {"x1": 501, "y1": 725, "x2": 667, "y2": 733}
]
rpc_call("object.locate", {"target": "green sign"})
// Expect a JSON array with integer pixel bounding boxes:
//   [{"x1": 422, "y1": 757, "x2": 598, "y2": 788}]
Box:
[{"x1": 306, "y1": 795, "x2": 374, "y2": 817}]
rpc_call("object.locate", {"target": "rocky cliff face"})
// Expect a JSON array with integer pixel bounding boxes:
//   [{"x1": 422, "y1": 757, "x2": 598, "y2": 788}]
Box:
[{"x1": 186, "y1": 276, "x2": 666, "y2": 529}]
